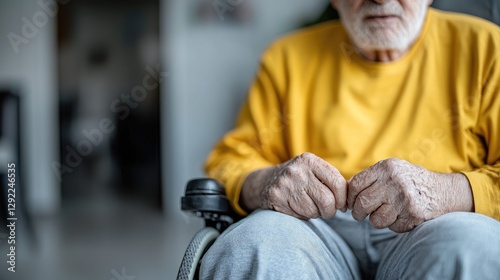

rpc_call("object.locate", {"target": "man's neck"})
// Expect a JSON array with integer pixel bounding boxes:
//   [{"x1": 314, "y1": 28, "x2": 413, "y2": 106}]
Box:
[
  {"x1": 357, "y1": 48, "x2": 410, "y2": 63},
  {"x1": 354, "y1": 27, "x2": 425, "y2": 63}
]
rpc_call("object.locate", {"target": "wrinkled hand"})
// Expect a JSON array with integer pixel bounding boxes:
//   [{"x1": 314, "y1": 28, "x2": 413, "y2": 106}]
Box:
[
  {"x1": 260, "y1": 153, "x2": 347, "y2": 220},
  {"x1": 348, "y1": 158, "x2": 453, "y2": 233}
]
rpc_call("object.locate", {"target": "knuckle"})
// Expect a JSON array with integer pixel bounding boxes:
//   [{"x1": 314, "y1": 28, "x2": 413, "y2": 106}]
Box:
[
  {"x1": 389, "y1": 215, "x2": 414, "y2": 233},
  {"x1": 327, "y1": 176, "x2": 339, "y2": 191},
  {"x1": 282, "y1": 165, "x2": 301, "y2": 180},
  {"x1": 400, "y1": 188, "x2": 413, "y2": 204},
  {"x1": 308, "y1": 208, "x2": 320, "y2": 218},
  {"x1": 348, "y1": 179, "x2": 360, "y2": 194},
  {"x1": 333, "y1": 173, "x2": 346, "y2": 187},
  {"x1": 266, "y1": 187, "x2": 281, "y2": 204},
  {"x1": 281, "y1": 165, "x2": 294, "y2": 176},
  {"x1": 299, "y1": 152, "x2": 317, "y2": 165},
  {"x1": 381, "y1": 158, "x2": 400, "y2": 173},
  {"x1": 375, "y1": 159, "x2": 388, "y2": 169},
  {"x1": 406, "y1": 204, "x2": 421, "y2": 219},
  {"x1": 272, "y1": 176, "x2": 286, "y2": 190},
  {"x1": 335, "y1": 187, "x2": 347, "y2": 206},
  {"x1": 402, "y1": 221, "x2": 415, "y2": 232},
  {"x1": 356, "y1": 194, "x2": 370, "y2": 210},
  {"x1": 392, "y1": 174, "x2": 405, "y2": 185},
  {"x1": 370, "y1": 214, "x2": 385, "y2": 228},
  {"x1": 296, "y1": 153, "x2": 308, "y2": 163},
  {"x1": 301, "y1": 152, "x2": 315, "y2": 160},
  {"x1": 317, "y1": 189, "x2": 335, "y2": 208},
  {"x1": 351, "y1": 207, "x2": 365, "y2": 221},
  {"x1": 384, "y1": 158, "x2": 399, "y2": 167},
  {"x1": 300, "y1": 200, "x2": 319, "y2": 218},
  {"x1": 322, "y1": 206, "x2": 337, "y2": 219}
]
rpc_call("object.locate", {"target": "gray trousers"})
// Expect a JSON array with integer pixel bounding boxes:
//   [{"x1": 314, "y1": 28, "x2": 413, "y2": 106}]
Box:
[{"x1": 200, "y1": 210, "x2": 500, "y2": 279}]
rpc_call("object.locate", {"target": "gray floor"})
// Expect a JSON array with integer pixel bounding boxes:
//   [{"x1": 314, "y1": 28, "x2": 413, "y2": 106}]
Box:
[{"x1": 0, "y1": 189, "x2": 204, "y2": 280}]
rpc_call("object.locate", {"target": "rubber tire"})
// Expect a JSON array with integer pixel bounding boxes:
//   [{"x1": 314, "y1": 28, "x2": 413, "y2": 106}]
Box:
[{"x1": 177, "y1": 227, "x2": 220, "y2": 280}]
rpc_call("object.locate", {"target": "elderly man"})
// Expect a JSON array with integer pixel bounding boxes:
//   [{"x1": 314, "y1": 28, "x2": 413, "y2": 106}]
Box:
[{"x1": 201, "y1": 0, "x2": 500, "y2": 279}]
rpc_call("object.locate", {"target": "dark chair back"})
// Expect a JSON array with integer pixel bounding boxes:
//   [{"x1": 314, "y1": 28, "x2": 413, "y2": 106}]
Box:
[
  {"x1": 432, "y1": 0, "x2": 500, "y2": 25},
  {"x1": 307, "y1": 0, "x2": 500, "y2": 26}
]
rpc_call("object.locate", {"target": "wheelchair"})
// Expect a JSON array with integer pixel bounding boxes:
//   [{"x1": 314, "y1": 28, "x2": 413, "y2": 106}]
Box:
[
  {"x1": 176, "y1": 1, "x2": 500, "y2": 278},
  {"x1": 177, "y1": 178, "x2": 240, "y2": 280}
]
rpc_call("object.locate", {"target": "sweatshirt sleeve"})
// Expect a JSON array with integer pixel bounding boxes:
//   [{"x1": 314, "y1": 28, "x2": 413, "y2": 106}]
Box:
[
  {"x1": 204, "y1": 44, "x2": 290, "y2": 216},
  {"x1": 461, "y1": 44, "x2": 500, "y2": 219}
]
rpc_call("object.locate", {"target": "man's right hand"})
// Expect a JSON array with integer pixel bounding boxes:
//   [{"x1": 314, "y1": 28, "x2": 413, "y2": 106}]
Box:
[{"x1": 240, "y1": 153, "x2": 347, "y2": 220}]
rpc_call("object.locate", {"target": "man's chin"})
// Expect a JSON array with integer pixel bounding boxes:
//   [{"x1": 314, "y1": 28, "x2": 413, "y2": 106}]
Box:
[
  {"x1": 364, "y1": 16, "x2": 401, "y2": 27},
  {"x1": 357, "y1": 30, "x2": 410, "y2": 50}
]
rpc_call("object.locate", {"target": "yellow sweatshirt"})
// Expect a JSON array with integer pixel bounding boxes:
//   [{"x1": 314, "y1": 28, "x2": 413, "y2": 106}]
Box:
[{"x1": 205, "y1": 9, "x2": 500, "y2": 219}]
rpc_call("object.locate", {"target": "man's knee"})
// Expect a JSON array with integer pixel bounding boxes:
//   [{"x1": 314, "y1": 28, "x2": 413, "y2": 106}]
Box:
[
  {"x1": 205, "y1": 210, "x2": 318, "y2": 254},
  {"x1": 418, "y1": 213, "x2": 500, "y2": 277},
  {"x1": 200, "y1": 210, "x2": 357, "y2": 279},
  {"x1": 200, "y1": 210, "x2": 306, "y2": 277},
  {"x1": 418, "y1": 212, "x2": 500, "y2": 248},
  {"x1": 380, "y1": 213, "x2": 500, "y2": 279}
]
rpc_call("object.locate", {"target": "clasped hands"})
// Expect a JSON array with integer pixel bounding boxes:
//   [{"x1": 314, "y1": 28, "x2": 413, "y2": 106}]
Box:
[{"x1": 247, "y1": 153, "x2": 469, "y2": 233}]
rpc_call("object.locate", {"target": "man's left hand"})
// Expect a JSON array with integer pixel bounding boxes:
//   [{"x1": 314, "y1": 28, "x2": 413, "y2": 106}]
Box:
[{"x1": 347, "y1": 158, "x2": 474, "y2": 233}]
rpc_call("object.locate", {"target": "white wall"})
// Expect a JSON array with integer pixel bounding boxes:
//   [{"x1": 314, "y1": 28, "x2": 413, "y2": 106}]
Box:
[
  {"x1": 0, "y1": 0, "x2": 59, "y2": 215},
  {"x1": 161, "y1": 0, "x2": 329, "y2": 218}
]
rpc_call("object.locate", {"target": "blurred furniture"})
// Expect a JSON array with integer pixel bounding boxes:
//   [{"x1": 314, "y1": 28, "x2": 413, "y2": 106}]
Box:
[
  {"x1": 0, "y1": 89, "x2": 21, "y2": 233},
  {"x1": 177, "y1": 2, "x2": 500, "y2": 279},
  {"x1": 433, "y1": 0, "x2": 500, "y2": 25}
]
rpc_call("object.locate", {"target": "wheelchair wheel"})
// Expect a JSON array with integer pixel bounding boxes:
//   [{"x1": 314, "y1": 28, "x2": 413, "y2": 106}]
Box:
[{"x1": 177, "y1": 227, "x2": 220, "y2": 280}]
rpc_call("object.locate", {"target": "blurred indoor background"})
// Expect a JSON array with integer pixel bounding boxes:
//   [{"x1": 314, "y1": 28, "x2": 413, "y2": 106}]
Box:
[
  {"x1": 0, "y1": 0, "x2": 330, "y2": 279},
  {"x1": 1, "y1": 0, "x2": 491, "y2": 279}
]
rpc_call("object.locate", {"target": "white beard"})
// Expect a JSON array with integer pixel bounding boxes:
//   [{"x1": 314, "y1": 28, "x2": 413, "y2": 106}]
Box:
[{"x1": 337, "y1": 1, "x2": 428, "y2": 50}]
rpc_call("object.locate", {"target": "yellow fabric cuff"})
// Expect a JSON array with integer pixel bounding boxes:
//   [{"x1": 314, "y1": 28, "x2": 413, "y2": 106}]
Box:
[
  {"x1": 461, "y1": 171, "x2": 493, "y2": 216},
  {"x1": 229, "y1": 170, "x2": 252, "y2": 217}
]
